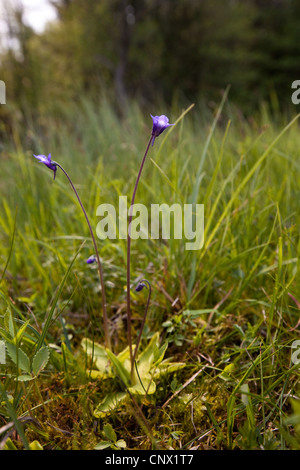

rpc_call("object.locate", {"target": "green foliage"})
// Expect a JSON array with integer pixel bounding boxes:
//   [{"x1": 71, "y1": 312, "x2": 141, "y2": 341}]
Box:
[
  {"x1": 1, "y1": 312, "x2": 50, "y2": 380},
  {"x1": 94, "y1": 423, "x2": 126, "y2": 450},
  {"x1": 0, "y1": 96, "x2": 300, "y2": 449},
  {"x1": 3, "y1": 437, "x2": 44, "y2": 450},
  {"x1": 81, "y1": 332, "x2": 185, "y2": 417},
  {"x1": 29, "y1": 440, "x2": 44, "y2": 450}
]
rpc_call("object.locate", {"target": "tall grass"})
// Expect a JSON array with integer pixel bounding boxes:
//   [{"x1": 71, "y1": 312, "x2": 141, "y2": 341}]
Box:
[{"x1": 0, "y1": 95, "x2": 300, "y2": 449}]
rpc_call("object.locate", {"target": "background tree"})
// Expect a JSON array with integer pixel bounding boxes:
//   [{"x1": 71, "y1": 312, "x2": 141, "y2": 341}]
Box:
[{"x1": 0, "y1": 0, "x2": 299, "y2": 127}]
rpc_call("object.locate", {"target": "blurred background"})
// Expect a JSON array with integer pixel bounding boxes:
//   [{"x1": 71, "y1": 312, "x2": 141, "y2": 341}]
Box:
[{"x1": 0, "y1": 0, "x2": 300, "y2": 126}]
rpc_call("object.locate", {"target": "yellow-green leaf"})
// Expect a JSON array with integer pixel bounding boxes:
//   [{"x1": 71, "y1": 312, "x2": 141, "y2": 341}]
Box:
[
  {"x1": 29, "y1": 440, "x2": 43, "y2": 450},
  {"x1": 94, "y1": 392, "x2": 127, "y2": 418}
]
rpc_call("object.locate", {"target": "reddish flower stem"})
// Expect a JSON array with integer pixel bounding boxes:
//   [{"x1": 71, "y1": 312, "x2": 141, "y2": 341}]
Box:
[
  {"x1": 54, "y1": 161, "x2": 111, "y2": 350},
  {"x1": 126, "y1": 136, "x2": 153, "y2": 375}
]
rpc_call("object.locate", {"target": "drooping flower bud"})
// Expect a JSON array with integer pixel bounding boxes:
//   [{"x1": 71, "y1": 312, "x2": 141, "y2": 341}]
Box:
[
  {"x1": 86, "y1": 254, "x2": 97, "y2": 264},
  {"x1": 135, "y1": 282, "x2": 147, "y2": 292}
]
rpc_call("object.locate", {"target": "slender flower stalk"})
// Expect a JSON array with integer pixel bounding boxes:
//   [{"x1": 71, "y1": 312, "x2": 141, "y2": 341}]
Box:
[
  {"x1": 131, "y1": 280, "x2": 151, "y2": 369},
  {"x1": 127, "y1": 114, "x2": 174, "y2": 377},
  {"x1": 33, "y1": 154, "x2": 111, "y2": 350},
  {"x1": 53, "y1": 161, "x2": 111, "y2": 350},
  {"x1": 127, "y1": 135, "x2": 153, "y2": 371}
]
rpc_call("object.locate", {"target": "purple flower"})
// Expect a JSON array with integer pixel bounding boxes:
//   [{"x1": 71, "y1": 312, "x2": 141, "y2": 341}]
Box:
[
  {"x1": 86, "y1": 255, "x2": 97, "y2": 264},
  {"x1": 150, "y1": 114, "x2": 174, "y2": 146},
  {"x1": 135, "y1": 282, "x2": 147, "y2": 292},
  {"x1": 33, "y1": 153, "x2": 57, "y2": 180}
]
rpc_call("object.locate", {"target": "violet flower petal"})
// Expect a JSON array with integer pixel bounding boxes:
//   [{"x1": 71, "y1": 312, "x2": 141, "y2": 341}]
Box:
[
  {"x1": 135, "y1": 282, "x2": 147, "y2": 292},
  {"x1": 150, "y1": 114, "x2": 174, "y2": 146},
  {"x1": 86, "y1": 255, "x2": 97, "y2": 264},
  {"x1": 33, "y1": 153, "x2": 57, "y2": 180}
]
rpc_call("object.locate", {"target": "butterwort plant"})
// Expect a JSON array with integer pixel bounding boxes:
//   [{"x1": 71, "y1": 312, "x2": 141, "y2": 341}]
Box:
[
  {"x1": 33, "y1": 153, "x2": 111, "y2": 350},
  {"x1": 33, "y1": 113, "x2": 174, "y2": 373},
  {"x1": 127, "y1": 114, "x2": 174, "y2": 377}
]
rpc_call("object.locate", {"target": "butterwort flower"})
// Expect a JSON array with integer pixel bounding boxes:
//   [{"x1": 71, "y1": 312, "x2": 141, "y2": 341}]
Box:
[
  {"x1": 150, "y1": 114, "x2": 174, "y2": 146},
  {"x1": 135, "y1": 281, "x2": 148, "y2": 292},
  {"x1": 33, "y1": 153, "x2": 57, "y2": 180},
  {"x1": 86, "y1": 254, "x2": 97, "y2": 264}
]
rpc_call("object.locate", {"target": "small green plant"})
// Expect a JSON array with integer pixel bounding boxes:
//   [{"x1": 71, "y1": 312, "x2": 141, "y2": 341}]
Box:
[
  {"x1": 5, "y1": 342, "x2": 49, "y2": 382},
  {"x1": 94, "y1": 423, "x2": 126, "y2": 450},
  {"x1": 0, "y1": 306, "x2": 49, "y2": 381},
  {"x1": 81, "y1": 332, "x2": 185, "y2": 417},
  {"x1": 162, "y1": 308, "x2": 209, "y2": 346},
  {"x1": 3, "y1": 437, "x2": 44, "y2": 450}
]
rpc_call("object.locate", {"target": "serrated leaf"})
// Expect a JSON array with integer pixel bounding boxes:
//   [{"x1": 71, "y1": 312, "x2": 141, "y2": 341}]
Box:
[
  {"x1": 6, "y1": 343, "x2": 31, "y2": 374},
  {"x1": 17, "y1": 374, "x2": 34, "y2": 382},
  {"x1": 103, "y1": 423, "x2": 117, "y2": 443},
  {"x1": 32, "y1": 345, "x2": 49, "y2": 376},
  {"x1": 0, "y1": 328, "x2": 11, "y2": 342}
]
